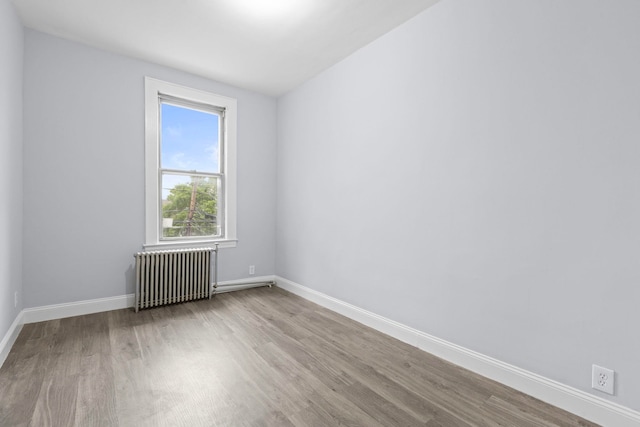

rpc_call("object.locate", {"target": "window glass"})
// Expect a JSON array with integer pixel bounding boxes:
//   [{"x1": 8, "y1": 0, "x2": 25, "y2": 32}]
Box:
[
  {"x1": 159, "y1": 102, "x2": 223, "y2": 239},
  {"x1": 160, "y1": 103, "x2": 221, "y2": 174},
  {"x1": 161, "y1": 173, "x2": 221, "y2": 238}
]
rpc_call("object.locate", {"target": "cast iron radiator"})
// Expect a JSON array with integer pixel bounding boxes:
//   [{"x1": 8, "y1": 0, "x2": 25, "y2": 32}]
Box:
[{"x1": 134, "y1": 247, "x2": 216, "y2": 311}]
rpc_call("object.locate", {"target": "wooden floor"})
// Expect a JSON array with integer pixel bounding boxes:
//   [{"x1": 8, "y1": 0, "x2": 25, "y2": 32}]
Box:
[{"x1": 0, "y1": 287, "x2": 597, "y2": 427}]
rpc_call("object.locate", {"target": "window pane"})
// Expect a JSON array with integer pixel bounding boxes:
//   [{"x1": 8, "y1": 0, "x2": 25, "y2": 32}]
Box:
[
  {"x1": 161, "y1": 173, "x2": 220, "y2": 238},
  {"x1": 161, "y1": 103, "x2": 220, "y2": 173}
]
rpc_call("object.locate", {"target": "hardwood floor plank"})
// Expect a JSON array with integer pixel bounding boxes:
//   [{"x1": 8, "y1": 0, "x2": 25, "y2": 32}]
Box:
[
  {"x1": 484, "y1": 395, "x2": 569, "y2": 427},
  {"x1": 74, "y1": 313, "x2": 118, "y2": 426},
  {"x1": 289, "y1": 391, "x2": 387, "y2": 427},
  {"x1": 341, "y1": 381, "x2": 427, "y2": 426},
  {"x1": 425, "y1": 410, "x2": 476, "y2": 427},
  {"x1": 29, "y1": 316, "x2": 84, "y2": 427},
  {"x1": 222, "y1": 336, "x2": 309, "y2": 417},
  {"x1": 299, "y1": 334, "x2": 437, "y2": 424},
  {"x1": 0, "y1": 349, "x2": 45, "y2": 426},
  {"x1": 0, "y1": 287, "x2": 599, "y2": 427}
]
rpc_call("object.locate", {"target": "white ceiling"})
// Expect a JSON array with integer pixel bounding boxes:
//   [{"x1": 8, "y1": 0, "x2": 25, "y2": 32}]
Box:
[{"x1": 10, "y1": 0, "x2": 440, "y2": 96}]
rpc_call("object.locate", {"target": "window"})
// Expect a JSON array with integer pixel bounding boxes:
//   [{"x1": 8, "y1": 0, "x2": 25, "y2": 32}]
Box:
[{"x1": 144, "y1": 77, "x2": 237, "y2": 249}]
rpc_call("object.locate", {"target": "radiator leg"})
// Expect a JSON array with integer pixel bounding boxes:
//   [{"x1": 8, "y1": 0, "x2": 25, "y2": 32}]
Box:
[
  {"x1": 135, "y1": 255, "x2": 140, "y2": 312},
  {"x1": 210, "y1": 243, "x2": 219, "y2": 299}
]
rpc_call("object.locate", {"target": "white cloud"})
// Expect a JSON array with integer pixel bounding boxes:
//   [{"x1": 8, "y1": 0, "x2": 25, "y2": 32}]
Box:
[
  {"x1": 204, "y1": 145, "x2": 220, "y2": 169},
  {"x1": 170, "y1": 152, "x2": 194, "y2": 170},
  {"x1": 165, "y1": 126, "x2": 182, "y2": 138}
]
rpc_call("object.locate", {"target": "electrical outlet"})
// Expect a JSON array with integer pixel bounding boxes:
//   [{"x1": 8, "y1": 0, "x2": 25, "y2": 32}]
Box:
[
  {"x1": 249, "y1": 265, "x2": 255, "y2": 275},
  {"x1": 592, "y1": 365, "x2": 614, "y2": 395},
  {"x1": 14, "y1": 291, "x2": 18, "y2": 308}
]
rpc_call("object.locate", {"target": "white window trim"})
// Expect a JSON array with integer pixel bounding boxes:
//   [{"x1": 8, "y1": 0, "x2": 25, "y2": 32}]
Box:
[{"x1": 144, "y1": 77, "x2": 237, "y2": 250}]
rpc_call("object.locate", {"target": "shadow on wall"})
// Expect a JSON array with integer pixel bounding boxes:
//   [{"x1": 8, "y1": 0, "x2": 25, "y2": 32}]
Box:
[{"x1": 124, "y1": 264, "x2": 135, "y2": 295}]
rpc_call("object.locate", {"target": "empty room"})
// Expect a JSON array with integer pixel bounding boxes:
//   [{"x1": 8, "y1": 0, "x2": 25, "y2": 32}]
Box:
[{"x1": 1, "y1": 0, "x2": 639, "y2": 425}]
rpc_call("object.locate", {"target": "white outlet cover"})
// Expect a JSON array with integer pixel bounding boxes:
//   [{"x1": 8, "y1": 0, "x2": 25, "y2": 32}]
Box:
[{"x1": 592, "y1": 364, "x2": 615, "y2": 395}]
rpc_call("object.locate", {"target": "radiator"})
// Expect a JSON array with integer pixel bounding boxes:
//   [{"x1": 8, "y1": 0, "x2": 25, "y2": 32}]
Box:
[{"x1": 134, "y1": 247, "x2": 217, "y2": 311}]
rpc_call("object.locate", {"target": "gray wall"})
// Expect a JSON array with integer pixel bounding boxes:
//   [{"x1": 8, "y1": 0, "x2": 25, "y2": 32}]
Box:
[
  {"x1": 277, "y1": 0, "x2": 640, "y2": 411},
  {"x1": 23, "y1": 30, "x2": 277, "y2": 308},
  {"x1": 0, "y1": 0, "x2": 24, "y2": 340}
]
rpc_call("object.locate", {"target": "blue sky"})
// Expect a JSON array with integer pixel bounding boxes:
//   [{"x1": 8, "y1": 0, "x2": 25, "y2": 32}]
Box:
[
  {"x1": 161, "y1": 103, "x2": 220, "y2": 173},
  {"x1": 160, "y1": 103, "x2": 220, "y2": 200}
]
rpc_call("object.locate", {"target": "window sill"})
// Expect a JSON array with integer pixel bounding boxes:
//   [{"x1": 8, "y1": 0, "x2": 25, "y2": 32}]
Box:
[{"x1": 143, "y1": 239, "x2": 237, "y2": 252}]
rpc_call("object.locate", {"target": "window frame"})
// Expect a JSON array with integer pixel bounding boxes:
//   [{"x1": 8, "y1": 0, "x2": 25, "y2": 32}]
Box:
[{"x1": 144, "y1": 77, "x2": 237, "y2": 250}]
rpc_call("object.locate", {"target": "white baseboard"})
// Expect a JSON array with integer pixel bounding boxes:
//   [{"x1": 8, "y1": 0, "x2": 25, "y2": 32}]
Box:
[
  {"x1": 275, "y1": 276, "x2": 640, "y2": 427},
  {"x1": 22, "y1": 294, "x2": 135, "y2": 324},
  {"x1": 0, "y1": 312, "x2": 24, "y2": 369}
]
